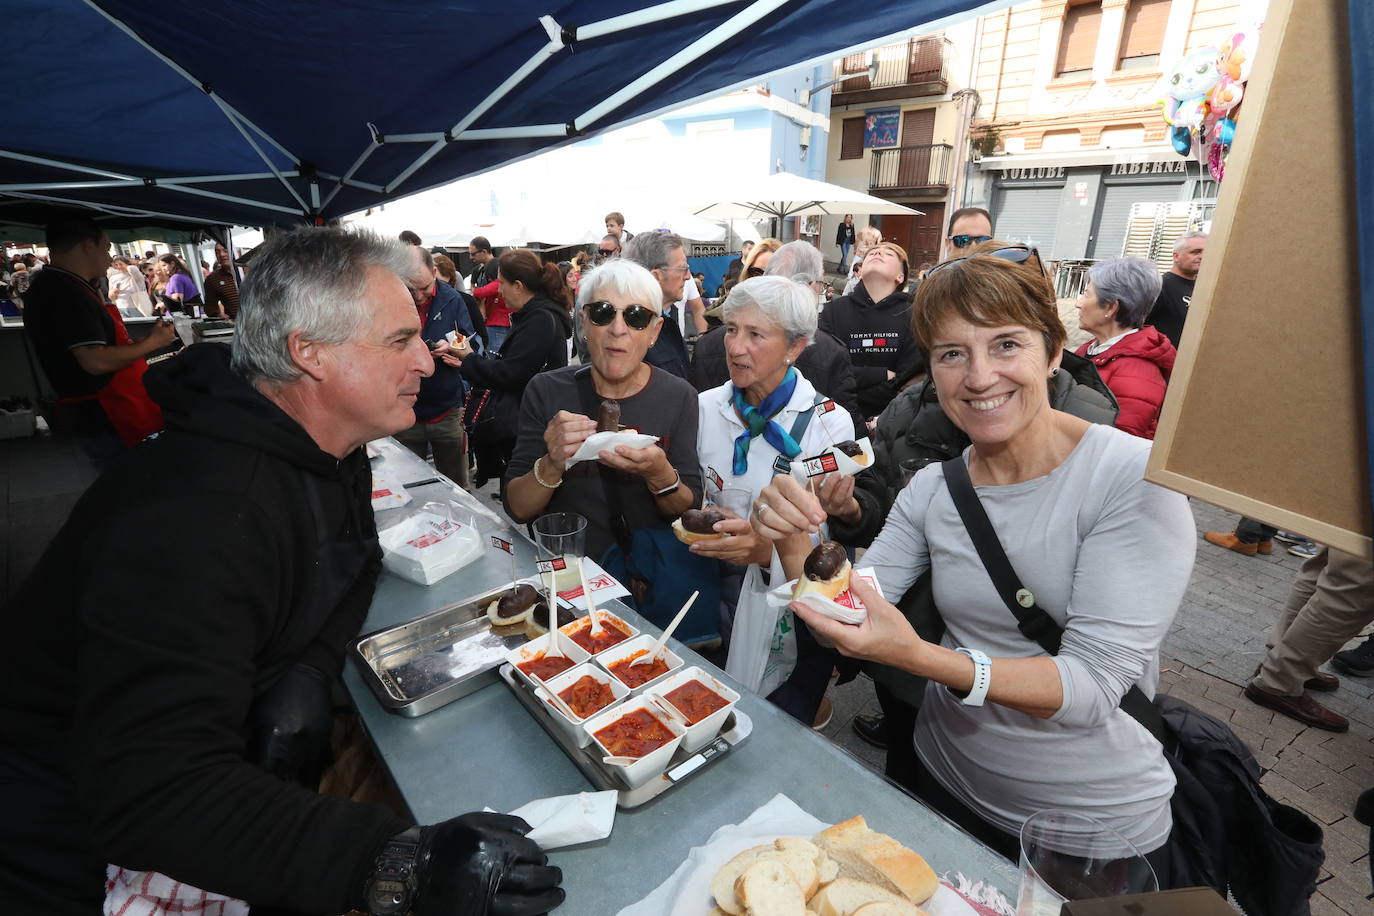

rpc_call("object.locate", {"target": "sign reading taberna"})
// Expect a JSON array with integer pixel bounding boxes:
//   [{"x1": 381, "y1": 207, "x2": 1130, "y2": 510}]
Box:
[{"x1": 864, "y1": 108, "x2": 899, "y2": 148}]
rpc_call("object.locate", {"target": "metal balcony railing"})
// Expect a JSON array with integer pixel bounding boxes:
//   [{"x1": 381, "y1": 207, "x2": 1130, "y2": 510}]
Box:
[
  {"x1": 869, "y1": 144, "x2": 953, "y2": 192},
  {"x1": 835, "y1": 36, "x2": 949, "y2": 94}
]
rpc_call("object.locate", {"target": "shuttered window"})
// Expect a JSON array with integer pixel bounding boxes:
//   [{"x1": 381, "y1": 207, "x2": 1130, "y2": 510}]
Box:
[
  {"x1": 840, "y1": 117, "x2": 864, "y2": 160},
  {"x1": 1118, "y1": 0, "x2": 1169, "y2": 69},
  {"x1": 1056, "y1": 1, "x2": 1103, "y2": 77}
]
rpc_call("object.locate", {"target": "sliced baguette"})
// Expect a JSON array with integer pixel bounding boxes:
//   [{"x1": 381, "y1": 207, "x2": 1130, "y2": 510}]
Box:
[
  {"x1": 713, "y1": 846, "x2": 775, "y2": 915},
  {"x1": 852, "y1": 903, "x2": 924, "y2": 916},
  {"x1": 713, "y1": 839, "x2": 825, "y2": 912},
  {"x1": 813, "y1": 818, "x2": 938, "y2": 905},
  {"x1": 808, "y1": 879, "x2": 921, "y2": 916},
  {"x1": 736, "y1": 859, "x2": 807, "y2": 916}
]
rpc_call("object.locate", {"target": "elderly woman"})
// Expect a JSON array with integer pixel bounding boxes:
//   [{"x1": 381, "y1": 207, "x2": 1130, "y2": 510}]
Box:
[
  {"x1": 1075, "y1": 257, "x2": 1176, "y2": 439},
  {"x1": 504, "y1": 260, "x2": 703, "y2": 617},
  {"x1": 443, "y1": 249, "x2": 572, "y2": 485},
  {"x1": 753, "y1": 253, "x2": 1194, "y2": 883},
  {"x1": 697, "y1": 275, "x2": 854, "y2": 724}
]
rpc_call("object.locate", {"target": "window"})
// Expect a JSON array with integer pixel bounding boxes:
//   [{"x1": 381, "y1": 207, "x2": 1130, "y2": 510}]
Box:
[
  {"x1": 840, "y1": 117, "x2": 864, "y2": 159},
  {"x1": 1117, "y1": 0, "x2": 1169, "y2": 70},
  {"x1": 1056, "y1": 1, "x2": 1103, "y2": 78}
]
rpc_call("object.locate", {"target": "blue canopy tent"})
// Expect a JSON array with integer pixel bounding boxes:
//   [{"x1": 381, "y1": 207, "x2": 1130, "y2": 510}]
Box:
[{"x1": 5, "y1": 0, "x2": 1002, "y2": 230}]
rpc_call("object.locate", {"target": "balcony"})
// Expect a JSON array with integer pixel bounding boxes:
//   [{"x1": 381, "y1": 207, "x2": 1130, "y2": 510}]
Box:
[
  {"x1": 869, "y1": 144, "x2": 953, "y2": 197},
  {"x1": 831, "y1": 36, "x2": 950, "y2": 106}
]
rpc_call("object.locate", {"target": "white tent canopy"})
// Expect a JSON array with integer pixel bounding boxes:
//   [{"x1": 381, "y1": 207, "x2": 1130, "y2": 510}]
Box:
[{"x1": 691, "y1": 172, "x2": 923, "y2": 221}]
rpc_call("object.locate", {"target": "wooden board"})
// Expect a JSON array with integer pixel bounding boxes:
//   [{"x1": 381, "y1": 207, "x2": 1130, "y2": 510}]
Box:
[{"x1": 1146, "y1": 0, "x2": 1372, "y2": 560}]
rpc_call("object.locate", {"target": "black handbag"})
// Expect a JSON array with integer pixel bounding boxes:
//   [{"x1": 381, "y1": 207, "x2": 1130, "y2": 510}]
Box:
[{"x1": 941, "y1": 456, "x2": 1325, "y2": 914}]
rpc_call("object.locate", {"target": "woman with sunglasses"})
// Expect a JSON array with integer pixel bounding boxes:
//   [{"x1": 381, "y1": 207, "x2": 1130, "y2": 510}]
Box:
[
  {"x1": 696, "y1": 276, "x2": 855, "y2": 727},
  {"x1": 504, "y1": 259, "x2": 701, "y2": 561},
  {"x1": 443, "y1": 249, "x2": 572, "y2": 486},
  {"x1": 707, "y1": 238, "x2": 780, "y2": 327},
  {"x1": 752, "y1": 251, "x2": 1195, "y2": 887}
]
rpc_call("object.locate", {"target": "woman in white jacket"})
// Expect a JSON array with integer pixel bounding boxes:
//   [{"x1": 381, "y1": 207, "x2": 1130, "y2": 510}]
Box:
[
  {"x1": 108, "y1": 256, "x2": 153, "y2": 316},
  {"x1": 694, "y1": 276, "x2": 854, "y2": 725}
]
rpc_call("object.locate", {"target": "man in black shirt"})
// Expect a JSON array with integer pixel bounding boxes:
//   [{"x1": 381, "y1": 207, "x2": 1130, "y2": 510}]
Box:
[
  {"x1": 1146, "y1": 231, "x2": 1207, "y2": 348},
  {"x1": 624, "y1": 231, "x2": 691, "y2": 379}
]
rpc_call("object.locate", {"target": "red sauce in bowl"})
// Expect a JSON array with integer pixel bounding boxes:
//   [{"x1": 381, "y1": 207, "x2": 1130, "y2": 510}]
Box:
[
  {"x1": 517, "y1": 653, "x2": 575, "y2": 682},
  {"x1": 608, "y1": 650, "x2": 671, "y2": 688},
  {"x1": 552, "y1": 675, "x2": 617, "y2": 719},
  {"x1": 662, "y1": 679, "x2": 730, "y2": 725},
  {"x1": 593, "y1": 708, "x2": 677, "y2": 757},
  {"x1": 566, "y1": 616, "x2": 632, "y2": 654}
]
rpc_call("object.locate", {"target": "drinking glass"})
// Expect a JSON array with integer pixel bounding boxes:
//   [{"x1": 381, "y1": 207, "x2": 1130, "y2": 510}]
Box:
[{"x1": 1017, "y1": 809, "x2": 1158, "y2": 916}]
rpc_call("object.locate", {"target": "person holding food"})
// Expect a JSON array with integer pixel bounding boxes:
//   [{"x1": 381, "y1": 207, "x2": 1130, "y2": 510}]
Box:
[
  {"x1": 504, "y1": 259, "x2": 704, "y2": 626},
  {"x1": 752, "y1": 252, "x2": 1195, "y2": 883},
  {"x1": 694, "y1": 275, "x2": 855, "y2": 726}
]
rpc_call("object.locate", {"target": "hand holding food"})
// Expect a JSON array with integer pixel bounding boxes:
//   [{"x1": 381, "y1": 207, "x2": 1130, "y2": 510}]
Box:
[
  {"x1": 791, "y1": 574, "x2": 923, "y2": 668},
  {"x1": 542, "y1": 410, "x2": 598, "y2": 469},
  {"x1": 751, "y1": 475, "x2": 824, "y2": 541}
]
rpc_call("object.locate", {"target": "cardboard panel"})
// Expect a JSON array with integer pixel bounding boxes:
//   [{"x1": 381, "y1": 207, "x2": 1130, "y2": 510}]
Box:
[{"x1": 1146, "y1": 0, "x2": 1373, "y2": 559}]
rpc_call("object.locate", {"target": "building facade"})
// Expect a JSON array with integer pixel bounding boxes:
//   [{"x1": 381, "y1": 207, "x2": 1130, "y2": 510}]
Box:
[{"x1": 965, "y1": 0, "x2": 1263, "y2": 261}]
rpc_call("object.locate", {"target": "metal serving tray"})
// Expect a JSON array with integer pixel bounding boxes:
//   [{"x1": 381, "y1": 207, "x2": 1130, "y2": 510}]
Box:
[
  {"x1": 351, "y1": 583, "x2": 537, "y2": 717},
  {"x1": 500, "y1": 664, "x2": 752, "y2": 808}
]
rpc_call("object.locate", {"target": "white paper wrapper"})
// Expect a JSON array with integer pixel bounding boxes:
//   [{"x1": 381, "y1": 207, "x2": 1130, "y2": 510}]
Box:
[
  {"x1": 370, "y1": 472, "x2": 411, "y2": 511},
  {"x1": 765, "y1": 566, "x2": 884, "y2": 625},
  {"x1": 614, "y1": 793, "x2": 982, "y2": 916},
  {"x1": 485, "y1": 791, "x2": 618, "y2": 850},
  {"x1": 379, "y1": 508, "x2": 482, "y2": 585},
  {"x1": 554, "y1": 557, "x2": 631, "y2": 610},
  {"x1": 566, "y1": 430, "x2": 659, "y2": 467},
  {"x1": 788, "y1": 436, "x2": 875, "y2": 485}
]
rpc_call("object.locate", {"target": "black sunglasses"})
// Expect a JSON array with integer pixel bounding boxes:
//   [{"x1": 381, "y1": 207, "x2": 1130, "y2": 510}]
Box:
[
  {"x1": 584, "y1": 300, "x2": 657, "y2": 331},
  {"x1": 597, "y1": 248, "x2": 617, "y2": 257},
  {"x1": 925, "y1": 245, "x2": 1040, "y2": 278},
  {"x1": 949, "y1": 234, "x2": 994, "y2": 249}
]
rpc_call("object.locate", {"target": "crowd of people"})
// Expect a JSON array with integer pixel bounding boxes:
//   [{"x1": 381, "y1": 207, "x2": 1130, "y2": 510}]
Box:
[{"x1": 4, "y1": 202, "x2": 1371, "y2": 915}]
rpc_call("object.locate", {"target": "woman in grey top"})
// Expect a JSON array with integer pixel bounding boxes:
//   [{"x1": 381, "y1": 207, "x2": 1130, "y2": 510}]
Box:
[{"x1": 751, "y1": 252, "x2": 1196, "y2": 881}]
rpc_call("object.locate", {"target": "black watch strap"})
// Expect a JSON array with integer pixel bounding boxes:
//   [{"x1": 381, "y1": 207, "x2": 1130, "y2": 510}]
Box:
[{"x1": 364, "y1": 826, "x2": 423, "y2": 915}]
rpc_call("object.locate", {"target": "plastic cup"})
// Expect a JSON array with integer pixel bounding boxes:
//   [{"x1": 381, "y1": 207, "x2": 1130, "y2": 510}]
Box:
[
  {"x1": 709, "y1": 487, "x2": 752, "y2": 520},
  {"x1": 1016, "y1": 809, "x2": 1158, "y2": 916},
  {"x1": 532, "y1": 512, "x2": 587, "y2": 590}
]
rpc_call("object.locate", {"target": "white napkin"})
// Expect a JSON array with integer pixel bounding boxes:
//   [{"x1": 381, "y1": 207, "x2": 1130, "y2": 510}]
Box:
[
  {"x1": 495, "y1": 790, "x2": 618, "y2": 849},
  {"x1": 554, "y1": 557, "x2": 631, "y2": 610},
  {"x1": 566, "y1": 430, "x2": 659, "y2": 467},
  {"x1": 766, "y1": 567, "x2": 885, "y2": 625},
  {"x1": 615, "y1": 793, "x2": 983, "y2": 916}
]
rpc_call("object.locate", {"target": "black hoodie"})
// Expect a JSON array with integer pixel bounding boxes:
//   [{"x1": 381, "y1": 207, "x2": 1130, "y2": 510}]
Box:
[
  {"x1": 460, "y1": 293, "x2": 572, "y2": 437},
  {"x1": 0, "y1": 345, "x2": 407, "y2": 914},
  {"x1": 818, "y1": 281, "x2": 927, "y2": 418}
]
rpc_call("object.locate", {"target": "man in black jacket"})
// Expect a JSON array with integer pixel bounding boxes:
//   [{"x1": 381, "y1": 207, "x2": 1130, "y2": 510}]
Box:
[{"x1": 0, "y1": 227, "x2": 563, "y2": 916}]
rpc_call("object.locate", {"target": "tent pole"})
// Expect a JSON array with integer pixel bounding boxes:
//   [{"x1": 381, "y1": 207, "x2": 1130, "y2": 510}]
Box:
[
  {"x1": 0, "y1": 149, "x2": 136, "y2": 181},
  {"x1": 210, "y1": 98, "x2": 310, "y2": 214},
  {"x1": 320, "y1": 140, "x2": 381, "y2": 211}
]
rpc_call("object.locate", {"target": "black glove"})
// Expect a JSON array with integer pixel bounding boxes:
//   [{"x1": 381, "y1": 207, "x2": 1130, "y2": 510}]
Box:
[
  {"x1": 245, "y1": 662, "x2": 335, "y2": 786},
  {"x1": 413, "y1": 812, "x2": 564, "y2": 916}
]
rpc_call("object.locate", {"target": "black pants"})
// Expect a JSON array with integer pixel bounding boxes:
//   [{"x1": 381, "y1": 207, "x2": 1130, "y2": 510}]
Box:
[
  {"x1": 767, "y1": 614, "x2": 838, "y2": 724},
  {"x1": 1237, "y1": 516, "x2": 1278, "y2": 544}
]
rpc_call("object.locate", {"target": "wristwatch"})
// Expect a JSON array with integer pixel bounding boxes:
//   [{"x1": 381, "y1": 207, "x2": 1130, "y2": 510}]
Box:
[
  {"x1": 651, "y1": 471, "x2": 681, "y2": 497},
  {"x1": 364, "y1": 826, "x2": 423, "y2": 915},
  {"x1": 949, "y1": 647, "x2": 992, "y2": 707}
]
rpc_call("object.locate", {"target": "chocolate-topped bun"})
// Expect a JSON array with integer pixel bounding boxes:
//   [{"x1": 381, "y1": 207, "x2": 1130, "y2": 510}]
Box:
[
  {"x1": 487, "y1": 583, "x2": 543, "y2": 626},
  {"x1": 671, "y1": 507, "x2": 728, "y2": 545},
  {"x1": 794, "y1": 540, "x2": 853, "y2": 602},
  {"x1": 522, "y1": 603, "x2": 577, "y2": 637},
  {"x1": 834, "y1": 440, "x2": 870, "y2": 465},
  {"x1": 597, "y1": 399, "x2": 621, "y2": 433}
]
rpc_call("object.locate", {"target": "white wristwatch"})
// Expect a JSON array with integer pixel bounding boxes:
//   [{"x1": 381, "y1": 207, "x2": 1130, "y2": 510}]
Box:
[{"x1": 951, "y1": 647, "x2": 992, "y2": 707}]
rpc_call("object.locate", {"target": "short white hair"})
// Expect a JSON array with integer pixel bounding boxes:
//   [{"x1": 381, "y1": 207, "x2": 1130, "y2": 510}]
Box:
[
  {"x1": 230, "y1": 226, "x2": 412, "y2": 384},
  {"x1": 721, "y1": 276, "x2": 817, "y2": 347},
  {"x1": 1088, "y1": 257, "x2": 1163, "y2": 329},
  {"x1": 575, "y1": 259, "x2": 663, "y2": 315},
  {"x1": 765, "y1": 240, "x2": 823, "y2": 285},
  {"x1": 1173, "y1": 231, "x2": 1207, "y2": 254}
]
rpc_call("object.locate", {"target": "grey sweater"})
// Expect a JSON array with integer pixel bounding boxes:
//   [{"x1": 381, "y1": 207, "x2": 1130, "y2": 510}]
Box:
[{"x1": 862, "y1": 423, "x2": 1195, "y2": 854}]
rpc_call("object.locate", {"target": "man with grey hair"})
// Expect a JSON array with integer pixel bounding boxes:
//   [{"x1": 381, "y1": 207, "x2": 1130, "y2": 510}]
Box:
[
  {"x1": 689, "y1": 240, "x2": 863, "y2": 431},
  {"x1": 394, "y1": 244, "x2": 478, "y2": 488},
  {"x1": 1146, "y1": 230, "x2": 1206, "y2": 349},
  {"x1": 2, "y1": 226, "x2": 564, "y2": 916},
  {"x1": 623, "y1": 231, "x2": 692, "y2": 379}
]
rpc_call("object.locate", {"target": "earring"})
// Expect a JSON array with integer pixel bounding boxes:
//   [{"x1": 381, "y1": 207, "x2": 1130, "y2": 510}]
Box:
[
  {"x1": 1049, "y1": 368, "x2": 1060, "y2": 378},
  {"x1": 785, "y1": 359, "x2": 791, "y2": 366}
]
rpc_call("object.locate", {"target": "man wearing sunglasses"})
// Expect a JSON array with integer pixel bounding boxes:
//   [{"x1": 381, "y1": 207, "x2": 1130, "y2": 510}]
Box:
[
  {"x1": 943, "y1": 206, "x2": 994, "y2": 260},
  {"x1": 594, "y1": 234, "x2": 621, "y2": 263},
  {"x1": 623, "y1": 232, "x2": 692, "y2": 379}
]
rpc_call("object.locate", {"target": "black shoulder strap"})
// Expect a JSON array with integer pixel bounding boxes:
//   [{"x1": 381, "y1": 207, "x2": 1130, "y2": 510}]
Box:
[
  {"x1": 940, "y1": 456, "x2": 1169, "y2": 747},
  {"x1": 574, "y1": 367, "x2": 632, "y2": 551}
]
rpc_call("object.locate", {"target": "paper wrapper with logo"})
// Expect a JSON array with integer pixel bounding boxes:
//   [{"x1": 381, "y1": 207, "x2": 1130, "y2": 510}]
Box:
[
  {"x1": 369, "y1": 471, "x2": 411, "y2": 511},
  {"x1": 766, "y1": 566, "x2": 883, "y2": 626},
  {"x1": 378, "y1": 501, "x2": 482, "y2": 585},
  {"x1": 788, "y1": 437, "x2": 875, "y2": 486}
]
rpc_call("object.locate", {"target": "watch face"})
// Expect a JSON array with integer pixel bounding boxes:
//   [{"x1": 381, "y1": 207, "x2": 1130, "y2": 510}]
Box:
[{"x1": 368, "y1": 878, "x2": 408, "y2": 913}]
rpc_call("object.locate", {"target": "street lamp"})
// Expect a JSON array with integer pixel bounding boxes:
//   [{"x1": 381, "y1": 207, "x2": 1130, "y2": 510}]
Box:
[{"x1": 800, "y1": 58, "x2": 880, "y2": 107}]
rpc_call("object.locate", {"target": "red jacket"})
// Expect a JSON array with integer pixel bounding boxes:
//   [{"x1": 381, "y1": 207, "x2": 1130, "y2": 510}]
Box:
[{"x1": 1075, "y1": 326, "x2": 1176, "y2": 439}]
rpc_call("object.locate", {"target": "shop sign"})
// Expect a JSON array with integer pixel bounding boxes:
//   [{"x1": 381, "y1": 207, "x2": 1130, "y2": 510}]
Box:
[
  {"x1": 999, "y1": 166, "x2": 1066, "y2": 180},
  {"x1": 864, "y1": 108, "x2": 899, "y2": 148},
  {"x1": 1110, "y1": 160, "x2": 1187, "y2": 175}
]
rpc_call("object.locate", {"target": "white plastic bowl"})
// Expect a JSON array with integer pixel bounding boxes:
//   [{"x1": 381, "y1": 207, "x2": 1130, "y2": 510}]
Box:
[
  {"x1": 534, "y1": 663, "x2": 629, "y2": 748},
  {"x1": 596, "y1": 633, "x2": 685, "y2": 696},
  {"x1": 558, "y1": 610, "x2": 640, "y2": 657},
  {"x1": 505, "y1": 631, "x2": 591, "y2": 693},
  {"x1": 647, "y1": 666, "x2": 741, "y2": 753},
  {"x1": 582, "y1": 697, "x2": 686, "y2": 788}
]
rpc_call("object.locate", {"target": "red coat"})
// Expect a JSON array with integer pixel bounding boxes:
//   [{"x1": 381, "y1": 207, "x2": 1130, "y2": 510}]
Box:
[{"x1": 1075, "y1": 326, "x2": 1176, "y2": 439}]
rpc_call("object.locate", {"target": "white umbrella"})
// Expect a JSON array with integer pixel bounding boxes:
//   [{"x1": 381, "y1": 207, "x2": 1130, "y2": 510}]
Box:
[{"x1": 691, "y1": 172, "x2": 923, "y2": 221}]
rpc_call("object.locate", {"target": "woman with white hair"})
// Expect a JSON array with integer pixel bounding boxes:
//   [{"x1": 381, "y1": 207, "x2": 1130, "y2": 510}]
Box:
[
  {"x1": 695, "y1": 276, "x2": 855, "y2": 725},
  {"x1": 1074, "y1": 257, "x2": 1177, "y2": 439}
]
